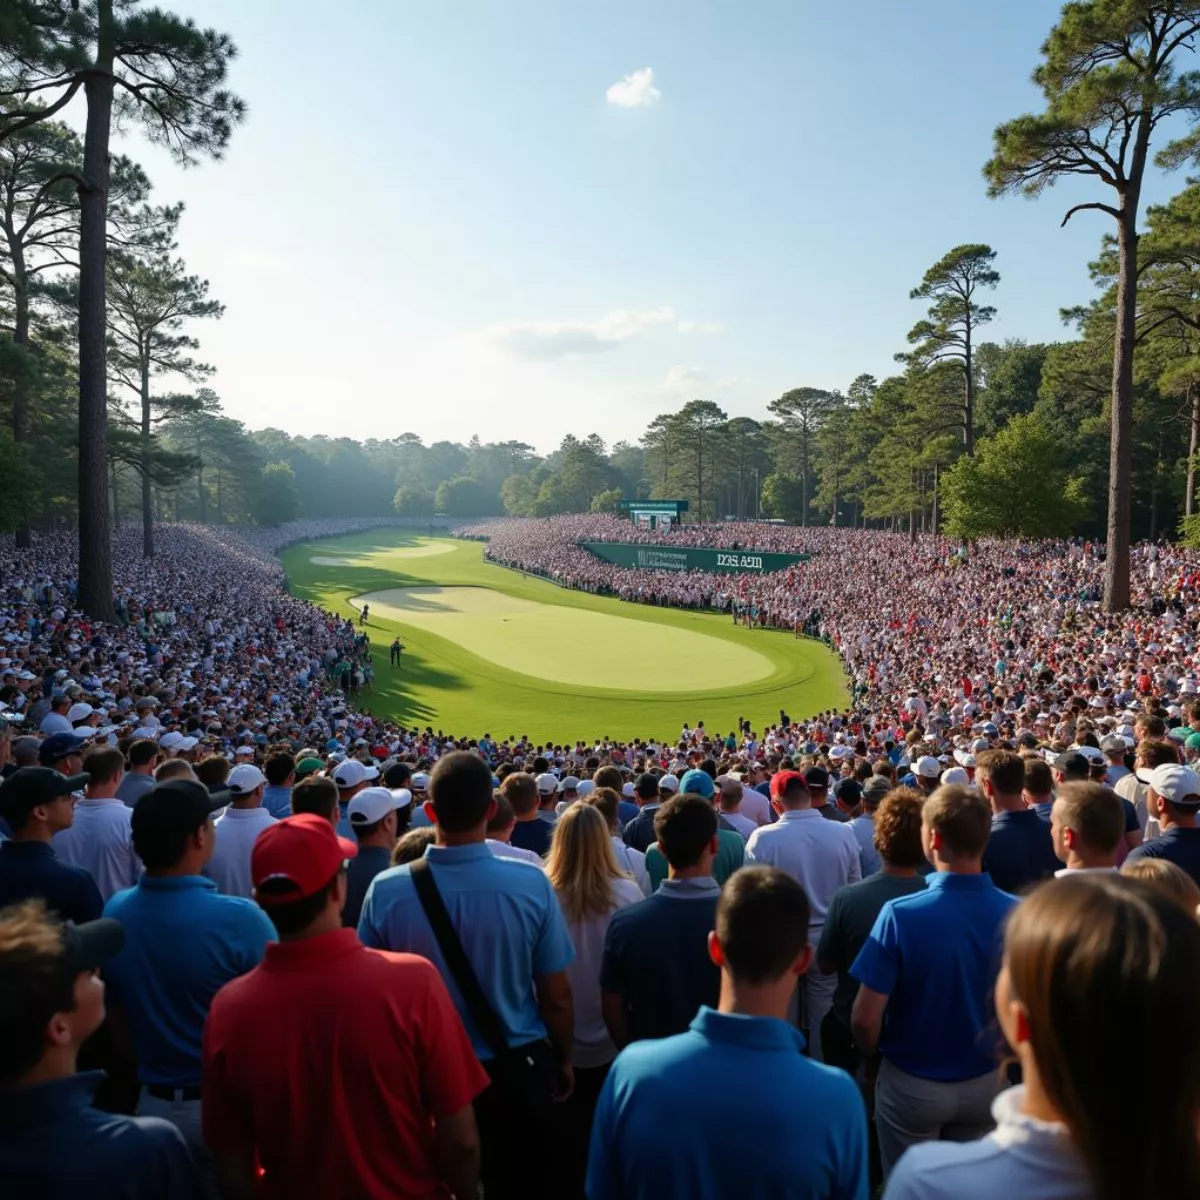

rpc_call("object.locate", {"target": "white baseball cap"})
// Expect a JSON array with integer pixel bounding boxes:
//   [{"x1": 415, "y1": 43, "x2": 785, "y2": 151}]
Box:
[
  {"x1": 912, "y1": 755, "x2": 942, "y2": 779},
  {"x1": 535, "y1": 772, "x2": 559, "y2": 795},
  {"x1": 348, "y1": 786, "x2": 405, "y2": 825},
  {"x1": 941, "y1": 766, "x2": 971, "y2": 787},
  {"x1": 411, "y1": 772, "x2": 430, "y2": 791},
  {"x1": 1145, "y1": 763, "x2": 1200, "y2": 807},
  {"x1": 576, "y1": 779, "x2": 596, "y2": 797},
  {"x1": 227, "y1": 764, "x2": 266, "y2": 795},
  {"x1": 176, "y1": 736, "x2": 199, "y2": 752},
  {"x1": 658, "y1": 775, "x2": 681, "y2": 794},
  {"x1": 66, "y1": 703, "x2": 93, "y2": 724},
  {"x1": 159, "y1": 731, "x2": 184, "y2": 750},
  {"x1": 333, "y1": 759, "x2": 379, "y2": 788},
  {"x1": 558, "y1": 776, "x2": 580, "y2": 793},
  {"x1": 622, "y1": 782, "x2": 636, "y2": 798}
]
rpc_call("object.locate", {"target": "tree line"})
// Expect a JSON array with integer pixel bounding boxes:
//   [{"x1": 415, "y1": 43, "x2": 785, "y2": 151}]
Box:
[{"x1": 5, "y1": 3, "x2": 1200, "y2": 618}]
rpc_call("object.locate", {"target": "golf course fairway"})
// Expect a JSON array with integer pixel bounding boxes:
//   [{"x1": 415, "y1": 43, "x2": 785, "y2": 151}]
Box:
[{"x1": 280, "y1": 528, "x2": 849, "y2": 742}]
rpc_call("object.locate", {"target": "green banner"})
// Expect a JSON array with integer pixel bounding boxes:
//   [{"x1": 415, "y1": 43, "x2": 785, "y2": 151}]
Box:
[{"x1": 581, "y1": 542, "x2": 809, "y2": 575}]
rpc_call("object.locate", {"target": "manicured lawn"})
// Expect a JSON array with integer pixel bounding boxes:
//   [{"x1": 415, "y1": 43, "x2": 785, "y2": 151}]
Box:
[{"x1": 280, "y1": 529, "x2": 849, "y2": 743}]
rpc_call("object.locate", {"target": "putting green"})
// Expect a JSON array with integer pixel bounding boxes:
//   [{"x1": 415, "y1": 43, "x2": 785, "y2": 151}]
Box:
[
  {"x1": 352, "y1": 586, "x2": 776, "y2": 692},
  {"x1": 280, "y1": 529, "x2": 849, "y2": 741}
]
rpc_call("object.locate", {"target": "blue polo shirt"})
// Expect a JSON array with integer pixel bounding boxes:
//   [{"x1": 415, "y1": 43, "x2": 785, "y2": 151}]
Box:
[
  {"x1": 102, "y1": 875, "x2": 275, "y2": 1086},
  {"x1": 587, "y1": 1007, "x2": 868, "y2": 1200},
  {"x1": 261, "y1": 784, "x2": 292, "y2": 818},
  {"x1": 1125, "y1": 826, "x2": 1200, "y2": 886},
  {"x1": 983, "y1": 809, "x2": 1060, "y2": 894},
  {"x1": 357, "y1": 842, "x2": 574, "y2": 1060},
  {"x1": 851, "y1": 872, "x2": 1017, "y2": 1082},
  {"x1": 0, "y1": 840, "x2": 103, "y2": 925},
  {"x1": 0, "y1": 1071, "x2": 203, "y2": 1199}
]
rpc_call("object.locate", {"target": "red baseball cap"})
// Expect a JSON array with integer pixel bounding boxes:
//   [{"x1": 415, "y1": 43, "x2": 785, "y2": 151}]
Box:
[
  {"x1": 770, "y1": 769, "x2": 806, "y2": 799},
  {"x1": 251, "y1": 813, "x2": 358, "y2": 905}
]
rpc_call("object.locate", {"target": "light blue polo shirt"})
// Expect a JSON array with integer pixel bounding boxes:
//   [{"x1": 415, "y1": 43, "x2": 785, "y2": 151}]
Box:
[
  {"x1": 851, "y1": 872, "x2": 1017, "y2": 1082},
  {"x1": 357, "y1": 842, "x2": 574, "y2": 1060},
  {"x1": 587, "y1": 1007, "x2": 868, "y2": 1200},
  {"x1": 261, "y1": 785, "x2": 293, "y2": 818},
  {"x1": 102, "y1": 875, "x2": 275, "y2": 1086}
]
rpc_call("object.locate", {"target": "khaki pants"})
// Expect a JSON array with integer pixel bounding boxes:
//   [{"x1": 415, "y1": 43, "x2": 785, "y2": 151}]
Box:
[{"x1": 875, "y1": 1058, "x2": 1001, "y2": 1177}]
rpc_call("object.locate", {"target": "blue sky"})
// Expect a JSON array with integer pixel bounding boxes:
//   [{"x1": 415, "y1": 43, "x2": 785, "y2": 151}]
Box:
[{"x1": 96, "y1": 0, "x2": 1198, "y2": 451}]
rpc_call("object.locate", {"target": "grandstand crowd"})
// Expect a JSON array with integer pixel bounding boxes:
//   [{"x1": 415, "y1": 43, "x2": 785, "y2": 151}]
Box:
[{"x1": 1, "y1": 513, "x2": 1199, "y2": 1199}]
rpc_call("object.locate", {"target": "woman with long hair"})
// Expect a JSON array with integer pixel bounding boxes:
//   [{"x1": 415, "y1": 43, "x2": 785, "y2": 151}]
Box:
[
  {"x1": 544, "y1": 803, "x2": 644, "y2": 1198},
  {"x1": 884, "y1": 874, "x2": 1200, "y2": 1199}
]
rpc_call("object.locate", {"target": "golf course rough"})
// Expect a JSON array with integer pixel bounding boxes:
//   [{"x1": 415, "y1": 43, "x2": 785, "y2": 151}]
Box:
[{"x1": 281, "y1": 530, "x2": 850, "y2": 742}]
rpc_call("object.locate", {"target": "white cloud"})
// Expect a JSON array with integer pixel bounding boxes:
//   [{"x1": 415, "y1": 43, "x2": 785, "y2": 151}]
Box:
[
  {"x1": 606, "y1": 67, "x2": 661, "y2": 108},
  {"x1": 677, "y1": 320, "x2": 723, "y2": 335},
  {"x1": 655, "y1": 364, "x2": 737, "y2": 396},
  {"x1": 490, "y1": 306, "x2": 678, "y2": 360}
]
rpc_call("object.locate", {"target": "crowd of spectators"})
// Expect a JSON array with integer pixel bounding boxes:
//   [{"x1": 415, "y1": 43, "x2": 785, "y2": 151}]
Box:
[{"x1": 1, "y1": 512, "x2": 1200, "y2": 1198}]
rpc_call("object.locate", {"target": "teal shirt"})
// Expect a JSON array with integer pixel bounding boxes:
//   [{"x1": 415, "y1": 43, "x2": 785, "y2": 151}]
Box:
[{"x1": 645, "y1": 830, "x2": 744, "y2": 890}]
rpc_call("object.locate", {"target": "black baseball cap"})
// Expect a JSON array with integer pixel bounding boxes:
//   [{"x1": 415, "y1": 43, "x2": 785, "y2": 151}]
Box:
[
  {"x1": 833, "y1": 777, "x2": 863, "y2": 806},
  {"x1": 803, "y1": 766, "x2": 830, "y2": 790},
  {"x1": 1052, "y1": 750, "x2": 1091, "y2": 779},
  {"x1": 0, "y1": 766, "x2": 89, "y2": 826},
  {"x1": 64, "y1": 917, "x2": 125, "y2": 974},
  {"x1": 38, "y1": 731, "x2": 93, "y2": 766},
  {"x1": 131, "y1": 779, "x2": 229, "y2": 841}
]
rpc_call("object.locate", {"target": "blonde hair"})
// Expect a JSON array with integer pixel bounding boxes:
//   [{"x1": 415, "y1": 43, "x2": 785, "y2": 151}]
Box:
[
  {"x1": 1121, "y1": 858, "x2": 1200, "y2": 919},
  {"x1": 545, "y1": 804, "x2": 630, "y2": 923}
]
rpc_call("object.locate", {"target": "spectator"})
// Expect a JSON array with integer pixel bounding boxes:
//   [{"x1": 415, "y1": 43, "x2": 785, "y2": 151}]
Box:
[
  {"x1": 1121, "y1": 857, "x2": 1200, "y2": 916},
  {"x1": 850, "y1": 775, "x2": 890, "y2": 876},
  {"x1": 38, "y1": 730, "x2": 91, "y2": 776},
  {"x1": 883, "y1": 875, "x2": 1200, "y2": 1200},
  {"x1": 600, "y1": 794, "x2": 721, "y2": 1049},
  {"x1": 817, "y1": 788, "x2": 927, "y2": 1077},
  {"x1": 357, "y1": 751, "x2": 574, "y2": 1200},
  {"x1": 503, "y1": 772, "x2": 553, "y2": 857},
  {"x1": 1125, "y1": 763, "x2": 1200, "y2": 886},
  {"x1": 1050, "y1": 782, "x2": 1124, "y2": 876},
  {"x1": 586, "y1": 787, "x2": 652, "y2": 896},
  {"x1": 203, "y1": 814, "x2": 487, "y2": 1200},
  {"x1": 102, "y1": 780, "x2": 275, "y2": 1173},
  {"x1": 744, "y1": 769, "x2": 861, "y2": 1061},
  {"x1": 331, "y1": 759, "x2": 377, "y2": 839},
  {"x1": 1115, "y1": 738, "x2": 1177, "y2": 836},
  {"x1": 485, "y1": 791, "x2": 544, "y2": 864},
  {"x1": 0, "y1": 900, "x2": 203, "y2": 1199},
  {"x1": 622, "y1": 773, "x2": 675, "y2": 852},
  {"x1": 290, "y1": 774, "x2": 338, "y2": 825},
  {"x1": 0, "y1": 767, "x2": 101, "y2": 924},
  {"x1": 978, "y1": 750, "x2": 1060, "y2": 894},
  {"x1": 1101, "y1": 733, "x2": 1132, "y2": 788},
  {"x1": 261, "y1": 752, "x2": 297, "y2": 818},
  {"x1": 851, "y1": 784, "x2": 1018, "y2": 1177},
  {"x1": 343, "y1": 786, "x2": 408, "y2": 928},
  {"x1": 116, "y1": 739, "x2": 159, "y2": 808},
  {"x1": 391, "y1": 826, "x2": 437, "y2": 865},
  {"x1": 588, "y1": 867, "x2": 869, "y2": 1200},
  {"x1": 807, "y1": 764, "x2": 850, "y2": 822},
  {"x1": 207, "y1": 764, "x2": 278, "y2": 899},
  {"x1": 544, "y1": 804, "x2": 644, "y2": 1198},
  {"x1": 51, "y1": 749, "x2": 140, "y2": 904},
  {"x1": 645, "y1": 772, "x2": 744, "y2": 888},
  {"x1": 910, "y1": 756, "x2": 942, "y2": 796},
  {"x1": 1022, "y1": 755, "x2": 1055, "y2": 822},
  {"x1": 716, "y1": 775, "x2": 756, "y2": 839}
]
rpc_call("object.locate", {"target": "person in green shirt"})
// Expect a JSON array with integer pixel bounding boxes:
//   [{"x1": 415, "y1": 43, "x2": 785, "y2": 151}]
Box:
[{"x1": 645, "y1": 769, "x2": 744, "y2": 889}]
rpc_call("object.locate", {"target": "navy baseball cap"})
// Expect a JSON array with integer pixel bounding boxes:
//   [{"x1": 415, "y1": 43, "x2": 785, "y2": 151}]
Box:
[
  {"x1": 38, "y1": 731, "x2": 93, "y2": 765},
  {"x1": 0, "y1": 766, "x2": 89, "y2": 826}
]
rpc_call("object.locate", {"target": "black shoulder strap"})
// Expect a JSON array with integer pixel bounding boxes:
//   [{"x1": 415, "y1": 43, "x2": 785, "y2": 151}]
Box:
[{"x1": 409, "y1": 857, "x2": 511, "y2": 1060}]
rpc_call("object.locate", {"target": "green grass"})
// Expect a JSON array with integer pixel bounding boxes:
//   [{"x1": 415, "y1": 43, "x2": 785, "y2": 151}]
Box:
[{"x1": 280, "y1": 529, "x2": 849, "y2": 742}]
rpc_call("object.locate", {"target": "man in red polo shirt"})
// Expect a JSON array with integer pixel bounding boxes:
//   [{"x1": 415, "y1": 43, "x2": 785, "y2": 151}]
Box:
[{"x1": 201, "y1": 813, "x2": 488, "y2": 1199}]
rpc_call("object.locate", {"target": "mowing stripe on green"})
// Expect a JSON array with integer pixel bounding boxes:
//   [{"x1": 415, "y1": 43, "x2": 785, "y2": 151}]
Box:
[{"x1": 281, "y1": 530, "x2": 850, "y2": 741}]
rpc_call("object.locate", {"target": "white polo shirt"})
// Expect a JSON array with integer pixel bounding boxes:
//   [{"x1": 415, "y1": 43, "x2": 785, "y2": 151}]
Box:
[
  {"x1": 610, "y1": 837, "x2": 651, "y2": 896},
  {"x1": 208, "y1": 807, "x2": 278, "y2": 898},
  {"x1": 52, "y1": 796, "x2": 141, "y2": 903},
  {"x1": 739, "y1": 788, "x2": 773, "y2": 827},
  {"x1": 487, "y1": 839, "x2": 544, "y2": 866},
  {"x1": 744, "y1": 808, "x2": 862, "y2": 930}
]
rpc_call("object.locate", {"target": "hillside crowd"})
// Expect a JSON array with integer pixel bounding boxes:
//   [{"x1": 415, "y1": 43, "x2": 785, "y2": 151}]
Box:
[{"x1": 1, "y1": 514, "x2": 1199, "y2": 1199}]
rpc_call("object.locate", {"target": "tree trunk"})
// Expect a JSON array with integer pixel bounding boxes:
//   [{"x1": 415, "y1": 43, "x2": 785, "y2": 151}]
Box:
[
  {"x1": 932, "y1": 462, "x2": 939, "y2": 535},
  {"x1": 140, "y1": 357, "x2": 154, "y2": 557},
  {"x1": 76, "y1": 4, "x2": 117, "y2": 621},
  {"x1": 111, "y1": 458, "x2": 118, "y2": 528},
  {"x1": 1104, "y1": 210, "x2": 1137, "y2": 612},
  {"x1": 1187, "y1": 382, "x2": 1199, "y2": 519},
  {"x1": 963, "y1": 317, "x2": 974, "y2": 456},
  {"x1": 10, "y1": 248, "x2": 32, "y2": 548},
  {"x1": 197, "y1": 452, "x2": 206, "y2": 524},
  {"x1": 217, "y1": 468, "x2": 223, "y2": 521}
]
